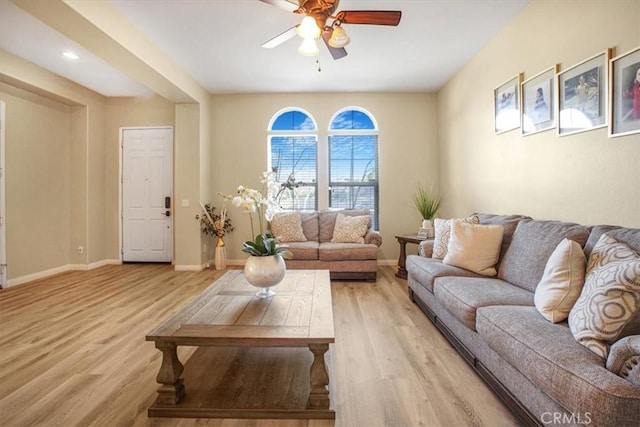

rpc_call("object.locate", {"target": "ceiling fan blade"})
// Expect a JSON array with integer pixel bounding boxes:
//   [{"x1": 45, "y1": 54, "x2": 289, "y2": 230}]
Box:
[
  {"x1": 262, "y1": 26, "x2": 298, "y2": 49},
  {"x1": 258, "y1": 0, "x2": 300, "y2": 13},
  {"x1": 322, "y1": 29, "x2": 347, "y2": 60},
  {"x1": 336, "y1": 10, "x2": 402, "y2": 26}
]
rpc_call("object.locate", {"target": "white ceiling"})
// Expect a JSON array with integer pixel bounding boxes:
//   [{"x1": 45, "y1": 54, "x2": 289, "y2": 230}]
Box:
[{"x1": 0, "y1": 0, "x2": 530, "y2": 97}]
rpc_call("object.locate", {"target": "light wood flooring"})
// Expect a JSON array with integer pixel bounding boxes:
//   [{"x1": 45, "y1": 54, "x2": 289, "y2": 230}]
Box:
[{"x1": 0, "y1": 265, "x2": 520, "y2": 427}]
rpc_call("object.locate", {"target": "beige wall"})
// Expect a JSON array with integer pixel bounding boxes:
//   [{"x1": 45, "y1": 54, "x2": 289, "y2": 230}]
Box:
[
  {"x1": 438, "y1": 0, "x2": 640, "y2": 227},
  {"x1": 104, "y1": 96, "x2": 175, "y2": 259},
  {"x1": 0, "y1": 84, "x2": 71, "y2": 279},
  {"x1": 210, "y1": 92, "x2": 438, "y2": 262}
]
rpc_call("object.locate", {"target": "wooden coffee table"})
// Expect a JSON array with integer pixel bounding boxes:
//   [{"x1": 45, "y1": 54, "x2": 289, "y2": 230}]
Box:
[{"x1": 146, "y1": 269, "x2": 335, "y2": 419}]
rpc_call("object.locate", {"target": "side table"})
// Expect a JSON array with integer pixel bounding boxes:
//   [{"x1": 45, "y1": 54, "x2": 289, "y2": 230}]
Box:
[{"x1": 395, "y1": 234, "x2": 431, "y2": 279}]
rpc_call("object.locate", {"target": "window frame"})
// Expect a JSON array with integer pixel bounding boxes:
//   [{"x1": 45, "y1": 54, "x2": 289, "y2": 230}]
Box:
[
  {"x1": 267, "y1": 108, "x2": 319, "y2": 211},
  {"x1": 328, "y1": 107, "x2": 380, "y2": 229}
]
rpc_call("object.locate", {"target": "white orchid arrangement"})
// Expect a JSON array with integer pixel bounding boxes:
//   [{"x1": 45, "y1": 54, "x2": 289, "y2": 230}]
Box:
[{"x1": 222, "y1": 171, "x2": 292, "y2": 258}]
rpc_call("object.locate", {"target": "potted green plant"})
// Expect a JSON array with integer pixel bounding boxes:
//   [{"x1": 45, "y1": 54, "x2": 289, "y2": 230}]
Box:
[{"x1": 412, "y1": 184, "x2": 443, "y2": 238}]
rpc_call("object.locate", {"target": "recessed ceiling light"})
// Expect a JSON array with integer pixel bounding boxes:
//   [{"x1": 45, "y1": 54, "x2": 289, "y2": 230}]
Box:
[{"x1": 62, "y1": 51, "x2": 80, "y2": 60}]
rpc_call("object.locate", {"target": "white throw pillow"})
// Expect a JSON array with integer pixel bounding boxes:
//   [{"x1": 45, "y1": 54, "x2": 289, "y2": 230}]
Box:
[
  {"x1": 331, "y1": 213, "x2": 370, "y2": 244},
  {"x1": 442, "y1": 221, "x2": 504, "y2": 276},
  {"x1": 432, "y1": 215, "x2": 480, "y2": 259},
  {"x1": 568, "y1": 234, "x2": 640, "y2": 359},
  {"x1": 534, "y1": 238, "x2": 586, "y2": 323},
  {"x1": 270, "y1": 211, "x2": 307, "y2": 242}
]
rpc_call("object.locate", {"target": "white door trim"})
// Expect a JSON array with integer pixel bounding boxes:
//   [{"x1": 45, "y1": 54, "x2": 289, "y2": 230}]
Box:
[
  {"x1": 0, "y1": 102, "x2": 6, "y2": 288},
  {"x1": 119, "y1": 126, "x2": 174, "y2": 263}
]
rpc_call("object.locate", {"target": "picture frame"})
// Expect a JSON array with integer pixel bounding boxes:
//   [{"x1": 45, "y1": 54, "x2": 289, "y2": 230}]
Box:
[
  {"x1": 522, "y1": 65, "x2": 558, "y2": 136},
  {"x1": 610, "y1": 46, "x2": 640, "y2": 137},
  {"x1": 494, "y1": 73, "x2": 522, "y2": 134},
  {"x1": 558, "y1": 49, "x2": 611, "y2": 136},
  {"x1": 416, "y1": 228, "x2": 429, "y2": 239}
]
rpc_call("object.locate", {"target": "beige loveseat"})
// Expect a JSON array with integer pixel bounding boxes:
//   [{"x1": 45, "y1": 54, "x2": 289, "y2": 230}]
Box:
[{"x1": 269, "y1": 209, "x2": 382, "y2": 281}]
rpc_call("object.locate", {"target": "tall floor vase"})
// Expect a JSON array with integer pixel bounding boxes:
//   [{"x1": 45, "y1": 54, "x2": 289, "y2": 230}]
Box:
[{"x1": 214, "y1": 237, "x2": 227, "y2": 270}]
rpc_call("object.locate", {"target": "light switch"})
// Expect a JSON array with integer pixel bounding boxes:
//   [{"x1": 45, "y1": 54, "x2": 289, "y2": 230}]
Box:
[{"x1": 181, "y1": 199, "x2": 190, "y2": 207}]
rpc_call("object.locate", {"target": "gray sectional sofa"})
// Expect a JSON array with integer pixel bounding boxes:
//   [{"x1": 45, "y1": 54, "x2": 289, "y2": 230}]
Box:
[
  {"x1": 275, "y1": 209, "x2": 382, "y2": 281},
  {"x1": 406, "y1": 214, "x2": 640, "y2": 427}
]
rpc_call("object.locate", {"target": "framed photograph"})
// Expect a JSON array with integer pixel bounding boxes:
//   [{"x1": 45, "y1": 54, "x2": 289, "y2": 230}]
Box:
[
  {"x1": 494, "y1": 74, "x2": 522, "y2": 134},
  {"x1": 522, "y1": 65, "x2": 558, "y2": 136},
  {"x1": 610, "y1": 46, "x2": 640, "y2": 137},
  {"x1": 558, "y1": 49, "x2": 611, "y2": 136}
]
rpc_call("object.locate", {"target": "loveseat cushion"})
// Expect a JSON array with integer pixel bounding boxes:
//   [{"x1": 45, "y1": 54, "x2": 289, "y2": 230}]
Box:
[
  {"x1": 476, "y1": 305, "x2": 640, "y2": 427},
  {"x1": 300, "y1": 211, "x2": 319, "y2": 241},
  {"x1": 318, "y1": 242, "x2": 377, "y2": 261},
  {"x1": 498, "y1": 219, "x2": 590, "y2": 293},
  {"x1": 406, "y1": 255, "x2": 481, "y2": 293},
  {"x1": 318, "y1": 209, "x2": 371, "y2": 243},
  {"x1": 434, "y1": 277, "x2": 533, "y2": 330},
  {"x1": 282, "y1": 241, "x2": 319, "y2": 260}
]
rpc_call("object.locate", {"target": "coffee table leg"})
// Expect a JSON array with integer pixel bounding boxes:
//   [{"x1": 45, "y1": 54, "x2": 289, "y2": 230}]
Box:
[
  {"x1": 308, "y1": 343, "x2": 330, "y2": 409},
  {"x1": 155, "y1": 342, "x2": 185, "y2": 405}
]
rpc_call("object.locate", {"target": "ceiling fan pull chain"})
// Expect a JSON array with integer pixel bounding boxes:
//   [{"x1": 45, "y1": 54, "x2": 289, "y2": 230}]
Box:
[{"x1": 316, "y1": 56, "x2": 322, "y2": 72}]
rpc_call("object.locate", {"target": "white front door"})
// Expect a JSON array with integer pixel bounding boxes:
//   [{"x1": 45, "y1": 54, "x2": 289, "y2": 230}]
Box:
[{"x1": 122, "y1": 128, "x2": 173, "y2": 262}]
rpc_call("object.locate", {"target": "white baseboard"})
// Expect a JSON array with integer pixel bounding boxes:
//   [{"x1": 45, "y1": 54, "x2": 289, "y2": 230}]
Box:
[
  {"x1": 6, "y1": 259, "x2": 124, "y2": 288},
  {"x1": 174, "y1": 264, "x2": 206, "y2": 272},
  {"x1": 378, "y1": 259, "x2": 399, "y2": 267}
]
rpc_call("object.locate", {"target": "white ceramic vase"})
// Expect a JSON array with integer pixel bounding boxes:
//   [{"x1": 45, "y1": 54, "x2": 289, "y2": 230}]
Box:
[
  {"x1": 422, "y1": 219, "x2": 434, "y2": 238},
  {"x1": 243, "y1": 255, "x2": 286, "y2": 298}
]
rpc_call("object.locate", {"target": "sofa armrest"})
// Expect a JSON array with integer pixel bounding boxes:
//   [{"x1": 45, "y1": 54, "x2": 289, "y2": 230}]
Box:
[
  {"x1": 606, "y1": 335, "x2": 640, "y2": 387},
  {"x1": 364, "y1": 229, "x2": 383, "y2": 247},
  {"x1": 418, "y1": 240, "x2": 434, "y2": 258}
]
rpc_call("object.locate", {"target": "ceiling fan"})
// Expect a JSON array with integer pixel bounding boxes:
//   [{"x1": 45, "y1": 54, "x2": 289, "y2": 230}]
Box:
[{"x1": 259, "y1": 0, "x2": 402, "y2": 59}]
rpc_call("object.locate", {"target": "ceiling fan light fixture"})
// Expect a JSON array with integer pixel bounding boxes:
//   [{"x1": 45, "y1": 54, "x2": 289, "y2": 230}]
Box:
[
  {"x1": 298, "y1": 37, "x2": 319, "y2": 56},
  {"x1": 328, "y1": 25, "x2": 350, "y2": 48},
  {"x1": 296, "y1": 16, "x2": 321, "y2": 39}
]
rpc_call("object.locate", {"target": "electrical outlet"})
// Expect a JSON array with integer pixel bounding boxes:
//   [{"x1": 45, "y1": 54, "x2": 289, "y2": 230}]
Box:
[{"x1": 77, "y1": 245, "x2": 84, "y2": 254}]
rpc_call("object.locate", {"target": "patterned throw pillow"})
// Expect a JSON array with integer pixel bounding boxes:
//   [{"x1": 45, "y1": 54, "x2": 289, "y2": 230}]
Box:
[
  {"x1": 331, "y1": 214, "x2": 370, "y2": 244},
  {"x1": 568, "y1": 234, "x2": 640, "y2": 358},
  {"x1": 270, "y1": 211, "x2": 307, "y2": 242},
  {"x1": 433, "y1": 215, "x2": 480, "y2": 259}
]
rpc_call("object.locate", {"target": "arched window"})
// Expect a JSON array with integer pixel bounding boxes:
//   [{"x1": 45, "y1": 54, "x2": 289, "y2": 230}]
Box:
[
  {"x1": 268, "y1": 109, "x2": 318, "y2": 210},
  {"x1": 329, "y1": 108, "x2": 379, "y2": 229}
]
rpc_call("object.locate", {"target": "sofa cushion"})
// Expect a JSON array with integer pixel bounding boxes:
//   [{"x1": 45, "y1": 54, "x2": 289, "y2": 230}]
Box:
[
  {"x1": 568, "y1": 234, "x2": 640, "y2": 359},
  {"x1": 434, "y1": 277, "x2": 534, "y2": 330},
  {"x1": 319, "y1": 242, "x2": 377, "y2": 261},
  {"x1": 270, "y1": 211, "x2": 307, "y2": 242},
  {"x1": 406, "y1": 255, "x2": 481, "y2": 293},
  {"x1": 300, "y1": 211, "x2": 319, "y2": 241},
  {"x1": 331, "y1": 213, "x2": 369, "y2": 244},
  {"x1": 498, "y1": 219, "x2": 590, "y2": 293},
  {"x1": 474, "y1": 213, "x2": 530, "y2": 265},
  {"x1": 584, "y1": 225, "x2": 640, "y2": 258},
  {"x1": 476, "y1": 305, "x2": 640, "y2": 426},
  {"x1": 432, "y1": 215, "x2": 479, "y2": 259},
  {"x1": 318, "y1": 209, "x2": 371, "y2": 243},
  {"x1": 442, "y1": 221, "x2": 504, "y2": 276},
  {"x1": 281, "y1": 241, "x2": 319, "y2": 261},
  {"x1": 534, "y1": 238, "x2": 587, "y2": 323}
]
